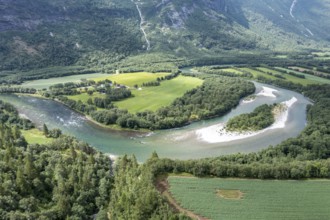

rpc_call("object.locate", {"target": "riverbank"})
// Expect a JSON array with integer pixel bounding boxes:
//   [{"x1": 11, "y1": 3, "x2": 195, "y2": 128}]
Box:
[
  {"x1": 196, "y1": 97, "x2": 298, "y2": 143},
  {"x1": 19, "y1": 93, "x2": 150, "y2": 133}
]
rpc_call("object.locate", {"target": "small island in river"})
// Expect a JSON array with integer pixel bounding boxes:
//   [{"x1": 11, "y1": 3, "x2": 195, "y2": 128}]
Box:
[{"x1": 226, "y1": 104, "x2": 281, "y2": 132}]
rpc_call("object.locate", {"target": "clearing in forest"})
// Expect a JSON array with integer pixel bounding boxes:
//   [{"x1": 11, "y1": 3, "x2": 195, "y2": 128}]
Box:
[
  {"x1": 90, "y1": 72, "x2": 170, "y2": 87},
  {"x1": 114, "y1": 75, "x2": 203, "y2": 113}
]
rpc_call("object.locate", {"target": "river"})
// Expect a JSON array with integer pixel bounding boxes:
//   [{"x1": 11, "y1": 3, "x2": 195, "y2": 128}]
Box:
[{"x1": 0, "y1": 82, "x2": 311, "y2": 162}]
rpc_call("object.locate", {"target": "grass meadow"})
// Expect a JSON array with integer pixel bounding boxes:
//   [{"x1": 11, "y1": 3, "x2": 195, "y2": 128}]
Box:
[
  {"x1": 114, "y1": 75, "x2": 203, "y2": 113},
  {"x1": 276, "y1": 67, "x2": 330, "y2": 84},
  {"x1": 240, "y1": 68, "x2": 278, "y2": 80},
  {"x1": 21, "y1": 73, "x2": 107, "y2": 90},
  {"x1": 21, "y1": 129, "x2": 52, "y2": 144},
  {"x1": 66, "y1": 73, "x2": 203, "y2": 113},
  {"x1": 168, "y1": 177, "x2": 330, "y2": 220},
  {"x1": 221, "y1": 68, "x2": 246, "y2": 75},
  {"x1": 257, "y1": 67, "x2": 313, "y2": 85},
  {"x1": 91, "y1": 72, "x2": 170, "y2": 87},
  {"x1": 21, "y1": 72, "x2": 170, "y2": 90}
]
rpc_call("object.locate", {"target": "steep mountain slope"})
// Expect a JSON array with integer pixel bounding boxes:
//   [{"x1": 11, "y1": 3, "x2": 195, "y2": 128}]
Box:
[
  {"x1": 0, "y1": 0, "x2": 143, "y2": 70},
  {"x1": 0, "y1": 0, "x2": 330, "y2": 71},
  {"x1": 137, "y1": 0, "x2": 330, "y2": 53}
]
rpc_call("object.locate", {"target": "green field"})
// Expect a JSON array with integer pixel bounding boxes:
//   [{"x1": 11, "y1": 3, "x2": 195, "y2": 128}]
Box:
[
  {"x1": 115, "y1": 75, "x2": 203, "y2": 113},
  {"x1": 21, "y1": 129, "x2": 52, "y2": 144},
  {"x1": 221, "y1": 68, "x2": 245, "y2": 75},
  {"x1": 168, "y1": 177, "x2": 330, "y2": 220},
  {"x1": 69, "y1": 92, "x2": 105, "y2": 103},
  {"x1": 21, "y1": 73, "x2": 107, "y2": 90},
  {"x1": 276, "y1": 67, "x2": 330, "y2": 84},
  {"x1": 91, "y1": 72, "x2": 170, "y2": 87},
  {"x1": 257, "y1": 67, "x2": 313, "y2": 85},
  {"x1": 240, "y1": 68, "x2": 278, "y2": 80}
]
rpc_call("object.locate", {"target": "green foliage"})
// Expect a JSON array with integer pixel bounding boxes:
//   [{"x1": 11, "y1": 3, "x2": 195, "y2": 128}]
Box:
[
  {"x1": 226, "y1": 104, "x2": 275, "y2": 131},
  {"x1": 109, "y1": 155, "x2": 190, "y2": 220},
  {"x1": 0, "y1": 100, "x2": 34, "y2": 130},
  {"x1": 0, "y1": 0, "x2": 142, "y2": 71},
  {"x1": 91, "y1": 76, "x2": 255, "y2": 130},
  {"x1": 148, "y1": 83, "x2": 330, "y2": 179},
  {"x1": 0, "y1": 125, "x2": 113, "y2": 219}
]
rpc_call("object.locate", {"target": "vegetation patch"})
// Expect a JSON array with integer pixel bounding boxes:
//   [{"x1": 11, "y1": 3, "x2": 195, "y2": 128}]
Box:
[
  {"x1": 226, "y1": 104, "x2": 275, "y2": 132},
  {"x1": 91, "y1": 72, "x2": 170, "y2": 87},
  {"x1": 240, "y1": 67, "x2": 278, "y2": 80},
  {"x1": 114, "y1": 75, "x2": 203, "y2": 113},
  {"x1": 276, "y1": 67, "x2": 330, "y2": 84},
  {"x1": 216, "y1": 189, "x2": 244, "y2": 200},
  {"x1": 21, "y1": 128, "x2": 52, "y2": 145},
  {"x1": 21, "y1": 72, "x2": 107, "y2": 89},
  {"x1": 168, "y1": 177, "x2": 330, "y2": 220},
  {"x1": 258, "y1": 67, "x2": 308, "y2": 85}
]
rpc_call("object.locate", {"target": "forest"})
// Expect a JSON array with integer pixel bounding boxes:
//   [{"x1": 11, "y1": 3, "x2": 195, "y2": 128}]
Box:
[
  {"x1": 226, "y1": 104, "x2": 276, "y2": 131},
  {"x1": 0, "y1": 100, "x2": 186, "y2": 219}
]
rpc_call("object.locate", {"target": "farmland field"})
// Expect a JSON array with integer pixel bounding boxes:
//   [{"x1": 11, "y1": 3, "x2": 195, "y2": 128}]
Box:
[
  {"x1": 168, "y1": 177, "x2": 330, "y2": 220},
  {"x1": 91, "y1": 72, "x2": 170, "y2": 87},
  {"x1": 66, "y1": 74, "x2": 203, "y2": 113},
  {"x1": 221, "y1": 68, "x2": 245, "y2": 75},
  {"x1": 276, "y1": 67, "x2": 330, "y2": 84},
  {"x1": 114, "y1": 75, "x2": 203, "y2": 113},
  {"x1": 257, "y1": 67, "x2": 312, "y2": 85},
  {"x1": 239, "y1": 68, "x2": 278, "y2": 80},
  {"x1": 21, "y1": 73, "x2": 107, "y2": 90},
  {"x1": 21, "y1": 72, "x2": 170, "y2": 90}
]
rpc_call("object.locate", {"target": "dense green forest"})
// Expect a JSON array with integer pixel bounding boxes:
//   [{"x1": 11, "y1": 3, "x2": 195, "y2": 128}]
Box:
[
  {"x1": 226, "y1": 104, "x2": 276, "y2": 132},
  {"x1": 0, "y1": 100, "x2": 187, "y2": 219}
]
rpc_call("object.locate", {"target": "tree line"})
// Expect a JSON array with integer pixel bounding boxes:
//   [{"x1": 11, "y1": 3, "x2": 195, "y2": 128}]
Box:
[
  {"x1": 0, "y1": 99, "x2": 191, "y2": 219},
  {"x1": 90, "y1": 76, "x2": 255, "y2": 130},
  {"x1": 146, "y1": 82, "x2": 330, "y2": 180},
  {"x1": 226, "y1": 104, "x2": 276, "y2": 132}
]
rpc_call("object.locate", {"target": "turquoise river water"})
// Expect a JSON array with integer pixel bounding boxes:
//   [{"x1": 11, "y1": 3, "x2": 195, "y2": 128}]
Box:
[{"x1": 0, "y1": 82, "x2": 311, "y2": 162}]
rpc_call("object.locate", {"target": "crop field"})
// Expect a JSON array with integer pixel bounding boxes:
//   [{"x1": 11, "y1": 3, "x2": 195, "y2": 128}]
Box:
[
  {"x1": 221, "y1": 68, "x2": 245, "y2": 75},
  {"x1": 114, "y1": 75, "x2": 203, "y2": 113},
  {"x1": 312, "y1": 52, "x2": 330, "y2": 60},
  {"x1": 168, "y1": 177, "x2": 330, "y2": 220},
  {"x1": 257, "y1": 67, "x2": 313, "y2": 85},
  {"x1": 276, "y1": 67, "x2": 330, "y2": 84},
  {"x1": 21, "y1": 128, "x2": 52, "y2": 144},
  {"x1": 239, "y1": 68, "x2": 278, "y2": 80},
  {"x1": 91, "y1": 72, "x2": 170, "y2": 87},
  {"x1": 21, "y1": 73, "x2": 107, "y2": 90}
]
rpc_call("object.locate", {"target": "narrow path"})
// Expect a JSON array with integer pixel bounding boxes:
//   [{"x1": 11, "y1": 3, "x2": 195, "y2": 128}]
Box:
[
  {"x1": 156, "y1": 176, "x2": 209, "y2": 220},
  {"x1": 131, "y1": 0, "x2": 151, "y2": 50}
]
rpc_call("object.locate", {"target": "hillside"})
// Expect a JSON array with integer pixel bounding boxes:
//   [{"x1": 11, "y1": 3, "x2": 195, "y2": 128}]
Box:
[{"x1": 0, "y1": 0, "x2": 330, "y2": 71}]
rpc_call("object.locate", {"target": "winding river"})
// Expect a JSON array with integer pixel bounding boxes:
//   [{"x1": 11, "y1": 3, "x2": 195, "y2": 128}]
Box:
[{"x1": 0, "y1": 82, "x2": 311, "y2": 162}]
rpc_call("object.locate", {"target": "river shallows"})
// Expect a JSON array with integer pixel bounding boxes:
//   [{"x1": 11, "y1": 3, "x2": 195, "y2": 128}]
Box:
[{"x1": 0, "y1": 82, "x2": 311, "y2": 162}]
